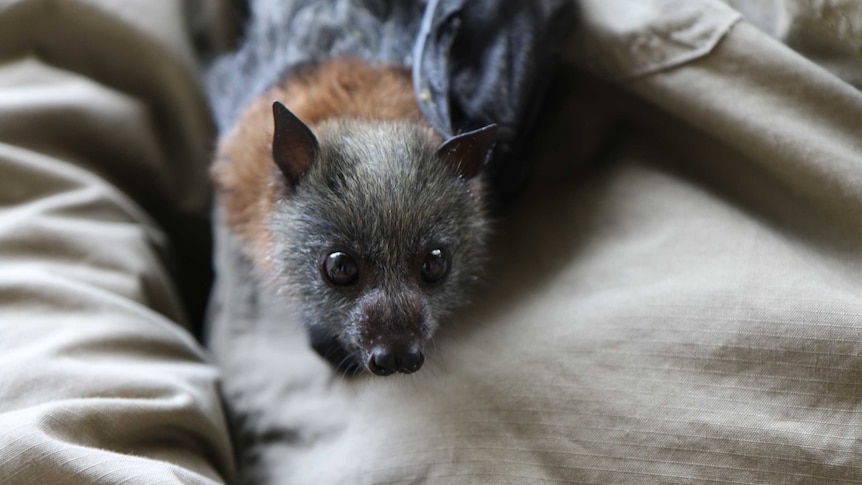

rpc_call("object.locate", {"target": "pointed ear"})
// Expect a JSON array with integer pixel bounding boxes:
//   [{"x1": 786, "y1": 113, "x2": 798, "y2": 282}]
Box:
[
  {"x1": 436, "y1": 124, "x2": 498, "y2": 179},
  {"x1": 272, "y1": 101, "x2": 319, "y2": 187}
]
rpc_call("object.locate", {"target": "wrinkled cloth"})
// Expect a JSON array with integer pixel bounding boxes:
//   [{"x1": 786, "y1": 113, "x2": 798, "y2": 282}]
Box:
[
  {"x1": 208, "y1": 0, "x2": 862, "y2": 483},
  {"x1": 0, "y1": 1, "x2": 234, "y2": 483}
]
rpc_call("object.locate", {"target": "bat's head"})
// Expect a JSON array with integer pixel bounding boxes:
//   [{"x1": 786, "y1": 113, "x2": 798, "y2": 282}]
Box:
[{"x1": 268, "y1": 102, "x2": 496, "y2": 376}]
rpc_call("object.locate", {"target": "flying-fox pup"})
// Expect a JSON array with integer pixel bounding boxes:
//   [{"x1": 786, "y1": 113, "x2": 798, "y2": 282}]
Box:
[{"x1": 211, "y1": 59, "x2": 496, "y2": 376}]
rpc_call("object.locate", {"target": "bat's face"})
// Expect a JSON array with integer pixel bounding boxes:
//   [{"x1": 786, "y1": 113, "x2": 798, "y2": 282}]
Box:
[
  {"x1": 306, "y1": 244, "x2": 458, "y2": 376},
  {"x1": 269, "y1": 117, "x2": 493, "y2": 376}
]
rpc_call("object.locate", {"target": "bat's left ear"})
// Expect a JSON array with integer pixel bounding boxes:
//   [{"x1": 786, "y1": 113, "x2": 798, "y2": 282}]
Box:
[
  {"x1": 272, "y1": 101, "x2": 319, "y2": 188},
  {"x1": 436, "y1": 124, "x2": 498, "y2": 179}
]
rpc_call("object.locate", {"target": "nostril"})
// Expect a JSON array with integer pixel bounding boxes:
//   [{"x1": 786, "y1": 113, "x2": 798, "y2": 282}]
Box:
[
  {"x1": 368, "y1": 347, "x2": 397, "y2": 376},
  {"x1": 400, "y1": 347, "x2": 424, "y2": 374},
  {"x1": 366, "y1": 344, "x2": 425, "y2": 376}
]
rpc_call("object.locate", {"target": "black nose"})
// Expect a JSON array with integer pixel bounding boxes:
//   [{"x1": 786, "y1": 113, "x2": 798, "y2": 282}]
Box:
[{"x1": 367, "y1": 345, "x2": 425, "y2": 376}]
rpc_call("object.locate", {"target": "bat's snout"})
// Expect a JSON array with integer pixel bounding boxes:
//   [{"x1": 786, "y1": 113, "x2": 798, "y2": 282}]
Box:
[{"x1": 366, "y1": 341, "x2": 424, "y2": 376}]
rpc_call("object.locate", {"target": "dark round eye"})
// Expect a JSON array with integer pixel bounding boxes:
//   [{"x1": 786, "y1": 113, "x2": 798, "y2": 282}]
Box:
[
  {"x1": 420, "y1": 248, "x2": 449, "y2": 283},
  {"x1": 323, "y1": 251, "x2": 359, "y2": 286}
]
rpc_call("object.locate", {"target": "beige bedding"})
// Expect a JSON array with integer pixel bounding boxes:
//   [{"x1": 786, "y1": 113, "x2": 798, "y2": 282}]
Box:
[
  {"x1": 2, "y1": 1, "x2": 861, "y2": 483},
  {"x1": 210, "y1": 1, "x2": 862, "y2": 483}
]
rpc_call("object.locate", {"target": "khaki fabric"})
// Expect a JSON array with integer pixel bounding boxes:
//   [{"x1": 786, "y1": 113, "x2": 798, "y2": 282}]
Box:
[
  {"x1": 2, "y1": 0, "x2": 862, "y2": 484},
  {"x1": 0, "y1": 1, "x2": 233, "y2": 484},
  {"x1": 207, "y1": 0, "x2": 862, "y2": 483}
]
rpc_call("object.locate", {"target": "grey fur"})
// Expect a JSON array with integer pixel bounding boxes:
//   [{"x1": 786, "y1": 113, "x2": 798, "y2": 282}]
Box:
[
  {"x1": 207, "y1": 0, "x2": 424, "y2": 132},
  {"x1": 270, "y1": 119, "x2": 489, "y2": 371}
]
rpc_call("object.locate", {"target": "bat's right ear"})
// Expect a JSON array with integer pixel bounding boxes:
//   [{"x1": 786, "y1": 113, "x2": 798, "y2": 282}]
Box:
[
  {"x1": 436, "y1": 124, "x2": 498, "y2": 179},
  {"x1": 272, "y1": 101, "x2": 319, "y2": 188}
]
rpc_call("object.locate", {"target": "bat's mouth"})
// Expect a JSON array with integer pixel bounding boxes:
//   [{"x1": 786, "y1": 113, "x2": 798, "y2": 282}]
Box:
[{"x1": 308, "y1": 325, "x2": 426, "y2": 376}]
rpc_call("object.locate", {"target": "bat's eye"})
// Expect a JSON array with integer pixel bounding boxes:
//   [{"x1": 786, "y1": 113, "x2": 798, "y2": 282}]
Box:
[
  {"x1": 323, "y1": 251, "x2": 359, "y2": 286},
  {"x1": 420, "y1": 248, "x2": 449, "y2": 283}
]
